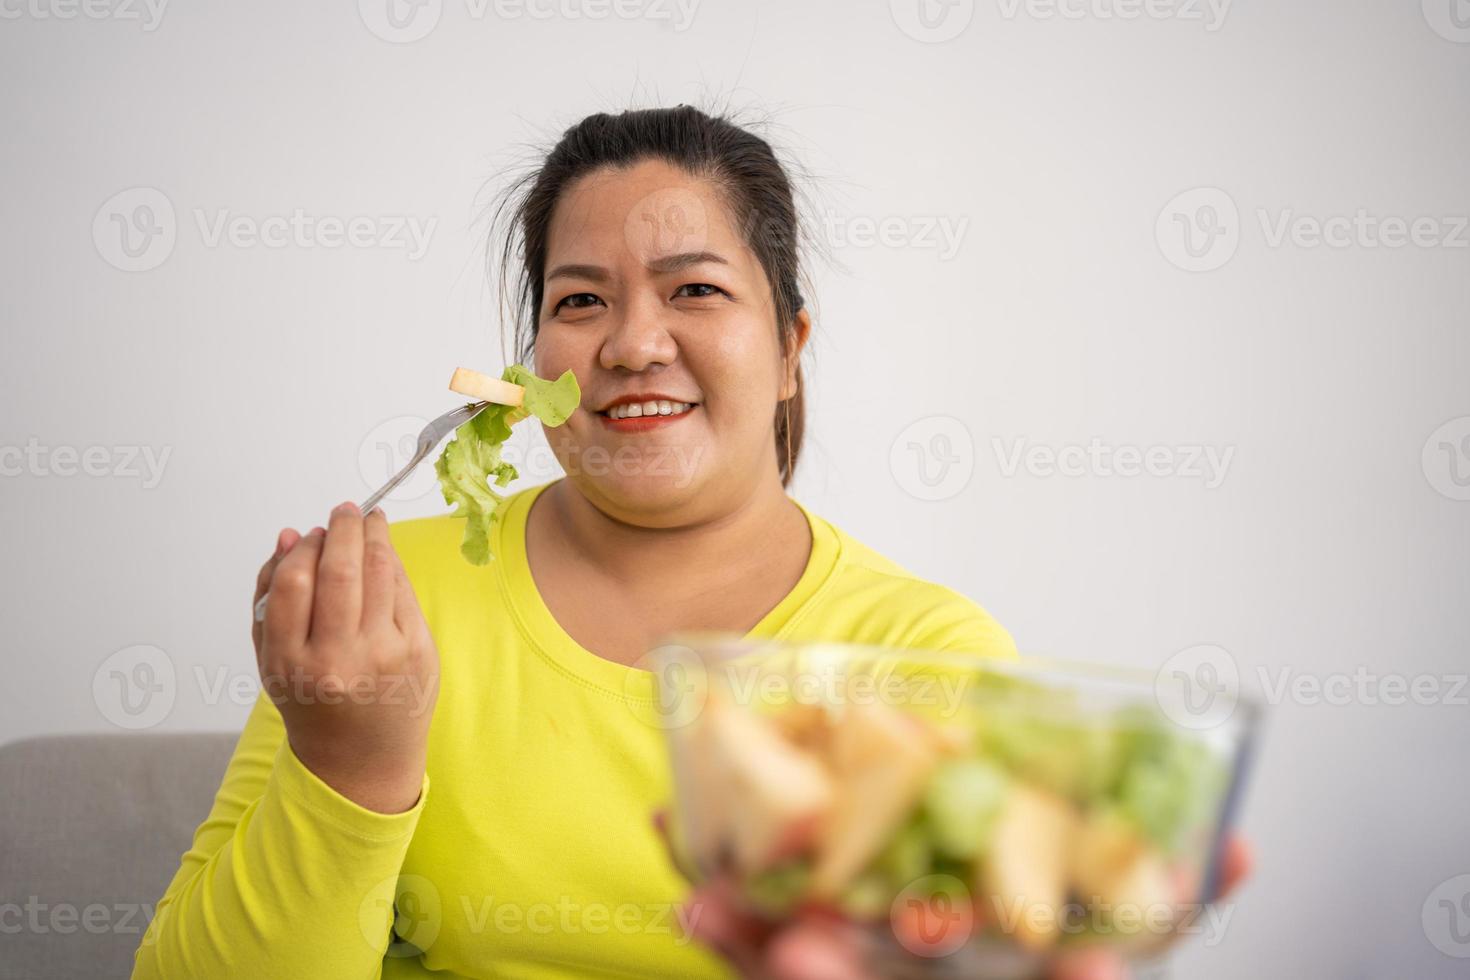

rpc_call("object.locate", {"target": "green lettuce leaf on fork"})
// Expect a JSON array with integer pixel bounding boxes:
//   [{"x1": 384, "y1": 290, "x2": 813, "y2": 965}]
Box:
[{"x1": 434, "y1": 365, "x2": 580, "y2": 565}]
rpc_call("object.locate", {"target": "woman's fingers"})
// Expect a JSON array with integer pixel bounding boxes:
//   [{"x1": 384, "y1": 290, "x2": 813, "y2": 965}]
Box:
[
  {"x1": 1215, "y1": 834, "x2": 1254, "y2": 900},
  {"x1": 254, "y1": 529, "x2": 300, "y2": 602},
  {"x1": 264, "y1": 527, "x2": 325, "y2": 654},
  {"x1": 651, "y1": 811, "x2": 700, "y2": 882},
  {"x1": 1044, "y1": 835, "x2": 1252, "y2": 980},
  {"x1": 665, "y1": 827, "x2": 1253, "y2": 980},
  {"x1": 766, "y1": 919, "x2": 873, "y2": 980},
  {"x1": 313, "y1": 502, "x2": 365, "y2": 638},
  {"x1": 1049, "y1": 945, "x2": 1128, "y2": 980},
  {"x1": 682, "y1": 879, "x2": 773, "y2": 978},
  {"x1": 390, "y1": 543, "x2": 426, "y2": 636},
  {"x1": 682, "y1": 877, "x2": 871, "y2": 980},
  {"x1": 252, "y1": 528, "x2": 302, "y2": 657},
  {"x1": 360, "y1": 509, "x2": 397, "y2": 634}
]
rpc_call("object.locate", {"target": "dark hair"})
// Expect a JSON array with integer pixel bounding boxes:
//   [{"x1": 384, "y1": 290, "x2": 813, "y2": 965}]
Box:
[{"x1": 493, "y1": 105, "x2": 809, "y2": 486}]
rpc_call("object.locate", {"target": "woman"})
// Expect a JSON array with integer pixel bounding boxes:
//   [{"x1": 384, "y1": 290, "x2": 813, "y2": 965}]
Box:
[{"x1": 135, "y1": 106, "x2": 1245, "y2": 980}]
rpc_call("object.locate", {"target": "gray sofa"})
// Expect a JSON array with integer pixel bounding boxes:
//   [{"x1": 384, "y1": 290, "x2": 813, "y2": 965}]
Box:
[{"x1": 0, "y1": 733, "x2": 237, "y2": 980}]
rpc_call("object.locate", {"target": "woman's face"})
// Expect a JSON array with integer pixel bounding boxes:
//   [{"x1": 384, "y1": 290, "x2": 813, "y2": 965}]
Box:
[{"x1": 534, "y1": 158, "x2": 804, "y2": 526}]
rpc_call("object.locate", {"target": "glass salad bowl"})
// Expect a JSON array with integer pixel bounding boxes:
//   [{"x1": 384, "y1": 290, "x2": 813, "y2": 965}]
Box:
[{"x1": 647, "y1": 635, "x2": 1260, "y2": 979}]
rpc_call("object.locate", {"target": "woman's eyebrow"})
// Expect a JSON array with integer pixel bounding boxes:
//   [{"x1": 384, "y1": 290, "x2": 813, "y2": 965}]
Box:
[
  {"x1": 545, "y1": 252, "x2": 728, "y2": 283},
  {"x1": 545, "y1": 263, "x2": 609, "y2": 283},
  {"x1": 647, "y1": 251, "x2": 728, "y2": 274}
]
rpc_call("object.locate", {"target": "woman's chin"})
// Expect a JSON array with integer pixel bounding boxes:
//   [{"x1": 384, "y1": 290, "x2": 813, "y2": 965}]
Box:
[
  {"x1": 571, "y1": 471, "x2": 713, "y2": 526},
  {"x1": 570, "y1": 470, "x2": 690, "y2": 514}
]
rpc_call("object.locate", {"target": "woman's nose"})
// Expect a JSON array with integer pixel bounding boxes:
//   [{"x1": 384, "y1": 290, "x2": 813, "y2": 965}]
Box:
[{"x1": 598, "y1": 301, "x2": 678, "y2": 373}]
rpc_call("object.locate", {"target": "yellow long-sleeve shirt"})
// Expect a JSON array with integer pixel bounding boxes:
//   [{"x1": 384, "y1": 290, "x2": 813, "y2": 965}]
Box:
[{"x1": 135, "y1": 481, "x2": 1016, "y2": 979}]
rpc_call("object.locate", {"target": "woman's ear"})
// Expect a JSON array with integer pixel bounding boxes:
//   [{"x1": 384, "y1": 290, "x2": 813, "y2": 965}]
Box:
[{"x1": 778, "y1": 308, "x2": 812, "y2": 401}]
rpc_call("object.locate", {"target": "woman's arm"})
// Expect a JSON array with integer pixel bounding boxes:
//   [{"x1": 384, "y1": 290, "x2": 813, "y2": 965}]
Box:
[
  {"x1": 135, "y1": 506, "x2": 441, "y2": 978},
  {"x1": 132, "y1": 691, "x2": 428, "y2": 979}
]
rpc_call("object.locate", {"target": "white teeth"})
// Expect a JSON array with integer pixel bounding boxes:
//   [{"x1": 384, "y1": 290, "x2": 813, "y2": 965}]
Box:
[{"x1": 606, "y1": 401, "x2": 695, "y2": 420}]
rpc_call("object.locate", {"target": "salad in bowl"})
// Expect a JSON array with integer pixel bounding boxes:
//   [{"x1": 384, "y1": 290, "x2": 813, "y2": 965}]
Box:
[{"x1": 648, "y1": 636, "x2": 1258, "y2": 978}]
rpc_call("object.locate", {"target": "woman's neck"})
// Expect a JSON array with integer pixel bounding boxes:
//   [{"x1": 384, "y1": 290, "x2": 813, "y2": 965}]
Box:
[{"x1": 535, "y1": 467, "x2": 810, "y2": 593}]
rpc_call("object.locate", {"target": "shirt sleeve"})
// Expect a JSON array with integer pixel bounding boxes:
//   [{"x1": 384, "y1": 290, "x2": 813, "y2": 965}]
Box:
[
  {"x1": 132, "y1": 689, "x2": 429, "y2": 980},
  {"x1": 907, "y1": 588, "x2": 1020, "y2": 660}
]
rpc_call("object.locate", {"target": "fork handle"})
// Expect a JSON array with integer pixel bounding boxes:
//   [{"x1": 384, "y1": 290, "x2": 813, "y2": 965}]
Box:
[
  {"x1": 253, "y1": 443, "x2": 434, "y2": 623},
  {"x1": 360, "y1": 441, "x2": 434, "y2": 516}
]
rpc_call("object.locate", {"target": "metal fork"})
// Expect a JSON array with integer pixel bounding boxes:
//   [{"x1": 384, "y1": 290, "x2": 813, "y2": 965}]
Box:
[{"x1": 252, "y1": 401, "x2": 491, "y2": 624}]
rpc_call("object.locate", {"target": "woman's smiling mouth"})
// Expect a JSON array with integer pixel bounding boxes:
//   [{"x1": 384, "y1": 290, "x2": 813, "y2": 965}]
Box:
[{"x1": 596, "y1": 393, "x2": 700, "y2": 432}]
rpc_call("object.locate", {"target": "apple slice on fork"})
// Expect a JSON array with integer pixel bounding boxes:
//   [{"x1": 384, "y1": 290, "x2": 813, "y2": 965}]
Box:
[{"x1": 449, "y1": 367, "x2": 524, "y2": 407}]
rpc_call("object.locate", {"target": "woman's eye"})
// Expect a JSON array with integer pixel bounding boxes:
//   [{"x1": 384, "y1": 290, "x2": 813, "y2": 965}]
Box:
[
  {"x1": 674, "y1": 283, "x2": 725, "y2": 300},
  {"x1": 555, "y1": 292, "x2": 603, "y2": 312}
]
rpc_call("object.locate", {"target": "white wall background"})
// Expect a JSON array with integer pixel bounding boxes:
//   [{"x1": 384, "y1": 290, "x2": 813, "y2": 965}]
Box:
[{"x1": 2, "y1": 1, "x2": 1468, "y2": 976}]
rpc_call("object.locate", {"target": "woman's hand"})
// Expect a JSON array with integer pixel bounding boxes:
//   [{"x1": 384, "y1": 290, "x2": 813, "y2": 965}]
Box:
[
  {"x1": 252, "y1": 503, "x2": 440, "y2": 813},
  {"x1": 664, "y1": 815, "x2": 1253, "y2": 980}
]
